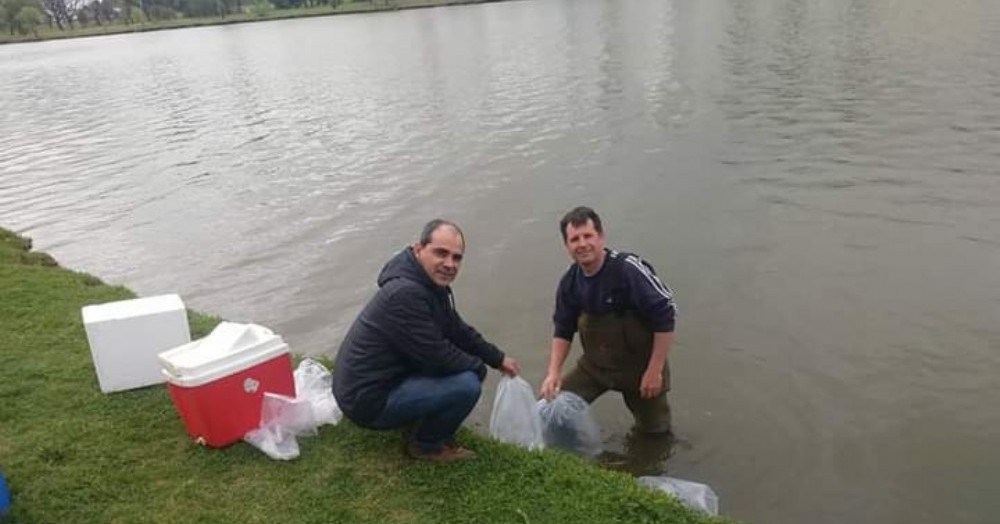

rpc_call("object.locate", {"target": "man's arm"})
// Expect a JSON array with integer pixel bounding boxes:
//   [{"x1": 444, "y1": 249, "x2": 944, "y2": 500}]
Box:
[
  {"x1": 640, "y1": 331, "x2": 673, "y2": 398},
  {"x1": 540, "y1": 337, "x2": 571, "y2": 399},
  {"x1": 622, "y1": 255, "x2": 677, "y2": 398},
  {"x1": 450, "y1": 311, "x2": 520, "y2": 376},
  {"x1": 542, "y1": 270, "x2": 580, "y2": 398},
  {"x1": 449, "y1": 309, "x2": 505, "y2": 368},
  {"x1": 383, "y1": 286, "x2": 485, "y2": 377}
]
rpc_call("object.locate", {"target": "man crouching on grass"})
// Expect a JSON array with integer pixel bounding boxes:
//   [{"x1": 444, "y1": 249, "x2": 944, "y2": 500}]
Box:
[{"x1": 333, "y1": 219, "x2": 519, "y2": 462}]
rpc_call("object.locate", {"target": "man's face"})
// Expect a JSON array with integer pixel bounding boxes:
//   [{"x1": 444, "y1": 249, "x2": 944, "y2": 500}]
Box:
[
  {"x1": 563, "y1": 219, "x2": 605, "y2": 271},
  {"x1": 413, "y1": 225, "x2": 465, "y2": 287}
]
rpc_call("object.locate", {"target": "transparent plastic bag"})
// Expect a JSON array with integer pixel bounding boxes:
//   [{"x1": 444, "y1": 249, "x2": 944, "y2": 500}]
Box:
[
  {"x1": 244, "y1": 425, "x2": 300, "y2": 461},
  {"x1": 244, "y1": 393, "x2": 314, "y2": 460},
  {"x1": 260, "y1": 392, "x2": 317, "y2": 437},
  {"x1": 638, "y1": 476, "x2": 719, "y2": 516},
  {"x1": 536, "y1": 391, "x2": 601, "y2": 457},
  {"x1": 293, "y1": 358, "x2": 342, "y2": 426},
  {"x1": 489, "y1": 376, "x2": 545, "y2": 450},
  {"x1": 245, "y1": 360, "x2": 341, "y2": 460}
]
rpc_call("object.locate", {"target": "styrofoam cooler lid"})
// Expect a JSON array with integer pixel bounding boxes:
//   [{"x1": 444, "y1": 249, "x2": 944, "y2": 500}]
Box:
[
  {"x1": 159, "y1": 322, "x2": 289, "y2": 387},
  {"x1": 82, "y1": 294, "x2": 185, "y2": 323}
]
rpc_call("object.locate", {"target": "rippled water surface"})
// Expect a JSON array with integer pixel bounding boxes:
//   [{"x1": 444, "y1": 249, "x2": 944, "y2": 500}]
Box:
[{"x1": 2, "y1": 1, "x2": 1000, "y2": 522}]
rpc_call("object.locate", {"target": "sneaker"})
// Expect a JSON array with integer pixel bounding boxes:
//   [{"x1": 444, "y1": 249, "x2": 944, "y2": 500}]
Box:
[{"x1": 406, "y1": 442, "x2": 476, "y2": 462}]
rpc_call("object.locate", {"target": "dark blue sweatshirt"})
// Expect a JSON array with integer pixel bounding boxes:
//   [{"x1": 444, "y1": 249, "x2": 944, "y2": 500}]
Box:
[
  {"x1": 332, "y1": 247, "x2": 505, "y2": 426},
  {"x1": 553, "y1": 249, "x2": 677, "y2": 340}
]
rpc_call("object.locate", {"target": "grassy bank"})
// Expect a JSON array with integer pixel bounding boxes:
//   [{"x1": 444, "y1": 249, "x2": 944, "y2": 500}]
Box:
[
  {"x1": 0, "y1": 0, "x2": 502, "y2": 45},
  {"x1": 0, "y1": 226, "x2": 728, "y2": 523}
]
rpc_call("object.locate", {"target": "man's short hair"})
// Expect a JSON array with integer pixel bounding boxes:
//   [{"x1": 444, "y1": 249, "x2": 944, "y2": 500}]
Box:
[
  {"x1": 419, "y1": 219, "x2": 465, "y2": 246},
  {"x1": 559, "y1": 206, "x2": 603, "y2": 242}
]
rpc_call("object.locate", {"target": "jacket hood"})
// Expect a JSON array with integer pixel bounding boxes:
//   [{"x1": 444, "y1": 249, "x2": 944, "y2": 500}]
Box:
[{"x1": 377, "y1": 247, "x2": 443, "y2": 291}]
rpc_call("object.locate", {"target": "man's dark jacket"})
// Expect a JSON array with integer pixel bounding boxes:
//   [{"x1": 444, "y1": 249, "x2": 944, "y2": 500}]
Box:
[{"x1": 332, "y1": 247, "x2": 505, "y2": 427}]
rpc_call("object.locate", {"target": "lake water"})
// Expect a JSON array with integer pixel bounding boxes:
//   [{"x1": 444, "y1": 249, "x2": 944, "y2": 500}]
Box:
[{"x1": 2, "y1": 1, "x2": 999, "y2": 522}]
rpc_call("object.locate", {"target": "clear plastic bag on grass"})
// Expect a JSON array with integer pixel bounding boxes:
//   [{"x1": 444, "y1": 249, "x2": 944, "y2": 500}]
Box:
[
  {"x1": 244, "y1": 393, "x2": 314, "y2": 460},
  {"x1": 536, "y1": 391, "x2": 601, "y2": 457},
  {"x1": 293, "y1": 358, "x2": 342, "y2": 426},
  {"x1": 245, "y1": 360, "x2": 341, "y2": 460},
  {"x1": 638, "y1": 476, "x2": 719, "y2": 516},
  {"x1": 244, "y1": 425, "x2": 300, "y2": 461},
  {"x1": 489, "y1": 376, "x2": 545, "y2": 450},
  {"x1": 260, "y1": 392, "x2": 317, "y2": 437}
]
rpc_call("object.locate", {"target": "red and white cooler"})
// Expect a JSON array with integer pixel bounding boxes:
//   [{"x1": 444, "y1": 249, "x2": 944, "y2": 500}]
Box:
[{"x1": 158, "y1": 322, "x2": 295, "y2": 447}]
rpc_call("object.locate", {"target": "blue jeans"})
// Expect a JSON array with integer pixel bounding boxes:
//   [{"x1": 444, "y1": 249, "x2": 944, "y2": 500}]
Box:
[{"x1": 369, "y1": 371, "x2": 481, "y2": 453}]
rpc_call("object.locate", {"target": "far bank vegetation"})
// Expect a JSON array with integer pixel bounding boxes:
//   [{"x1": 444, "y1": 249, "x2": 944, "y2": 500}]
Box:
[{"x1": 1, "y1": 0, "x2": 475, "y2": 42}]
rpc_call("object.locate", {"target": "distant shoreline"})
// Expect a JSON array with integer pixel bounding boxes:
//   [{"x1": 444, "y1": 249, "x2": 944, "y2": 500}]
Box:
[{"x1": 0, "y1": 0, "x2": 512, "y2": 46}]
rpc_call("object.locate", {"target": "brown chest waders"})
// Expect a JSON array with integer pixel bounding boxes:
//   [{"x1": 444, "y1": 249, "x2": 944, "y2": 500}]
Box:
[
  {"x1": 562, "y1": 310, "x2": 672, "y2": 434},
  {"x1": 578, "y1": 311, "x2": 670, "y2": 391}
]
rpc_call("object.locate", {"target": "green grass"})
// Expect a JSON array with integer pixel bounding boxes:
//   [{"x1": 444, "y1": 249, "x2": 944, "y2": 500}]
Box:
[
  {"x1": 0, "y1": 226, "x2": 729, "y2": 523},
  {"x1": 0, "y1": 0, "x2": 504, "y2": 45}
]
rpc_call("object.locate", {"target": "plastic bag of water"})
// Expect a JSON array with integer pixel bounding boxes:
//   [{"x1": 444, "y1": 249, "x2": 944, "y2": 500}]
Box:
[
  {"x1": 537, "y1": 391, "x2": 601, "y2": 457},
  {"x1": 489, "y1": 376, "x2": 545, "y2": 450},
  {"x1": 638, "y1": 476, "x2": 719, "y2": 516}
]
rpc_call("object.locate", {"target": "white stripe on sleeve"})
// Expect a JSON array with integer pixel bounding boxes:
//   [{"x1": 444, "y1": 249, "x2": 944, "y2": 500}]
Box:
[{"x1": 624, "y1": 255, "x2": 674, "y2": 301}]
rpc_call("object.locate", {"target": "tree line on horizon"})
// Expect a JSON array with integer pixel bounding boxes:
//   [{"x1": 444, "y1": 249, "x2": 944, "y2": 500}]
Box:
[{"x1": 1, "y1": 0, "x2": 397, "y2": 37}]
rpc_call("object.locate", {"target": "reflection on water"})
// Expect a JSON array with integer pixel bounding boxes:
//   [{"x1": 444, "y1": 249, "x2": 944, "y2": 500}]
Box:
[
  {"x1": 2, "y1": 0, "x2": 1000, "y2": 523},
  {"x1": 599, "y1": 430, "x2": 679, "y2": 478}
]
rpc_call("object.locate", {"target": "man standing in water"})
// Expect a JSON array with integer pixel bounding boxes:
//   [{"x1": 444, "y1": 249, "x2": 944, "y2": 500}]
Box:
[
  {"x1": 333, "y1": 219, "x2": 519, "y2": 462},
  {"x1": 540, "y1": 206, "x2": 677, "y2": 435}
]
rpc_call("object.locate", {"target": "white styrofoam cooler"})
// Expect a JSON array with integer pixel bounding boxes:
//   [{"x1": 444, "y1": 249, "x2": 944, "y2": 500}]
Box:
[{"x1": 81, "y1": 294, "x2": 191, "y2": 393}]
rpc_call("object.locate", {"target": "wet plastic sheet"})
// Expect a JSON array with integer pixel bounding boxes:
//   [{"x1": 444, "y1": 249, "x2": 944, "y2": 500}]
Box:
[
  {"x1": 293, "y1": 359, "x2": 342, "y2": 426},
  {"x1": 244, "y1": 393, "x2": 312, "y2": 460},
  {"x1": 638, "y1": 476, "x2": 719, "y2": 516},
  {"x1": 489, "y1": 376, "x2": 545, "y2": 450},
  {"x1": 261, "y1": 392, "x2": 317, "y2": 437},
  {"x1": 536, "y1": 391, "x2": 601, "y2": 457},
  {"x1": 244, "y1": 359, "x2": 340, "y2": 460},
  {"x1": 244, "y1": 421, "x2": 300, "y2": 460}
]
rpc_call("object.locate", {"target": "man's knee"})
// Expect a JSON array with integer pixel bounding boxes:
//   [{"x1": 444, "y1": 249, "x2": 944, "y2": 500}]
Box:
[
  {"x1": 561, "y1": 366, "x2": 606, "y2": 403},
  {"x1": 448, "y1": 370, "x2": 482, "y2": 404}
]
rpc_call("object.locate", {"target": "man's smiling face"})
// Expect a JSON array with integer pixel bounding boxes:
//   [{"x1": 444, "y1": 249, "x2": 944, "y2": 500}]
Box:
[
  {"x1": 564, "y1": 219, "x2": 606, "y2": 275},
  {"x1": 413, "y1": 225, "x2": 465, "y2": 287}
]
